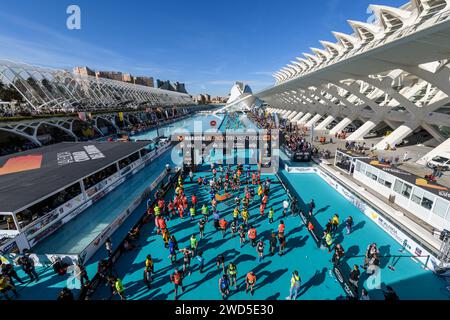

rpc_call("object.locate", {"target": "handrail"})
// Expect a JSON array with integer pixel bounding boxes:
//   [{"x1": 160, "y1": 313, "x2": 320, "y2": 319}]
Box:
[{"x1": 79, "y1": 169, "x2": 182, "y2": 300}]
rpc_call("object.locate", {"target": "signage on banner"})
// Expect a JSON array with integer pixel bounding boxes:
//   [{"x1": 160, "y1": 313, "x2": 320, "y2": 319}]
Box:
[
  {"x1": 57, "y1": 145, "x2": 105, "y2": 166},
  {"x1": 317, "y1": 166, "x2": 437, "y2": 270},
  {"x1": 333, "y1": 266, "x2": 356, "y2": 299}
]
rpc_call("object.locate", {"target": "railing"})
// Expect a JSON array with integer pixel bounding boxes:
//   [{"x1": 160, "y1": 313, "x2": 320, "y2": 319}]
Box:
[{"x1": 79, "y1": 169, "x2": 182, "y2": 300}]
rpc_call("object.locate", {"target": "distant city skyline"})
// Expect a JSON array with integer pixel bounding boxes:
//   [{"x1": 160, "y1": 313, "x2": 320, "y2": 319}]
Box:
[{"x1": 0, "y1": 0, "x2": 406, "y2": 96}]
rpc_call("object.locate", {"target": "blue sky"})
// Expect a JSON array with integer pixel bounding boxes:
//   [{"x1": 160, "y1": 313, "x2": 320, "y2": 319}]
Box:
[{"x1": 0, "y1": 0, "x2": 406, "y2": 96}]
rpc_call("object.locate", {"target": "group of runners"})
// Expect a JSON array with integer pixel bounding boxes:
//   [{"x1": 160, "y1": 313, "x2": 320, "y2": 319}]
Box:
[{"x1": 132, "y1": 162, "x2": 307, "y2": 300}]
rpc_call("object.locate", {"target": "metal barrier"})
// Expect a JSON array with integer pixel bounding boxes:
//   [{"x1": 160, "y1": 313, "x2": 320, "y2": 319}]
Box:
[{"x1": 78, "y1": 168, "x2": 182, "y2": 300}]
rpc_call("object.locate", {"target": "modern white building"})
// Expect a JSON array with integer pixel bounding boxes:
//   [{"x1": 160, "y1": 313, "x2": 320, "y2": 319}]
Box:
[
  {"x1": 255, "y1": 0, "x2": 450, "y2": 157},
  {"x1": 224, "y1": 81, "x2": 256, "y2": 112}
]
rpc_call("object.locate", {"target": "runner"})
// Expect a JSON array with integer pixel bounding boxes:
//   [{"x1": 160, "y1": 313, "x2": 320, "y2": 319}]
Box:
[
  {"x1": 180, "y1": 248, "x2": 193, "y2": 276},
  {"x1": 190, "y1": 234, "x2": 199, "y2": 256},
  {"x1": 256, "y1": 240, "x2": 265, "y2": 262},
  {"x1": 216, "y1": 254, "x2": 225, "y2": 272},
  {"x1": 349, "y1": 265, "x2": 360, "y2": 294},
  {"x1": 286, "y1": 270, "x2": 301, "y2": 300},
  {"x1": 245, "y1": 271, "x2": 257, "y2": 296},
  {"x1": 323, "y1": 231, "x2": 333, "y2": 253},
  {"x1": 278, "y1": 220, "x2": 286, "y2": 239},
  {"x1": 217, "y1": 218, "x2": 227, "y2": 238},
  {"x1": 18, "y1": 254, "x2": 39, "y2": 282},
  {"x1": 162, "y1": 228, "x2": 170, "y2": 248},
  {"x1": 248, "y1": 225, "x2": 257, "y2": 247},
  {"x1": 196, "y1": 250, "x2": 205, "y2": 273},
  {"x1": 331, "y1": 214, "x2": 340, "y2": 233},
  {"x1": 201, "y1": 204, "x2": 210, "y2": 222},
  {"x1": 105, "y1": 238, "x2": 113, "y2": 257},
  {"x1": 145, "y1": 255, "x2": 155, "y2": 274},
  {"x1": 0, "y1": 274, "x2": 19, "y2": 300},
  {"x1": 198, "y1": 218, "x2": 206, "y2": 239},
  {"x1": 241, "y1": 208, "x2": 249, "y2": 228},
  {"x1": 269, "y1": 232, "x2": 277, "y2": 256},
  {"x1": 279, "y1": 234, "x2": 287, "y2": 256},
  {"x1": 218, "y1": 274, "x2": 230, "y2": 299},
  {"x1": 114, "y1": 278, "x2": 126, "y2": 300},
  {"x1": 143, "y1": 266, "x2": 152, "y2": 290},
  {"x1": 230, "y1": 219, "x2": 238, "y2": 238},
  {"x1": 191, "y1": 194, "x2": 198, "y2": 209},
  {"x1": 227, "y1": 262, "x2": 238, "y2": 289},
  {"x1": 291, "y1": 197, "x2": 298, "y2": 216},
  {"x1": 189, "y1": 205, "x2": 196, "y2": 221},
  {"x1": 259, "y1": 203, "x2": 265, "y2": 217},
  {"x1": 345, "y1": 216, "x2": 354, "y2": 235},
  {"x1": 268, "y1": 207, "x2": 274, "y2": 224},
  {"x1": 168, "y1": 236, "x2": 178, "y2": 264},
  {"x1": 282, "y1": 199, "x2": 289, "y2": 218},
  {"x1": 213, "y1": 211, "x2": 220, "y2": 231},
  {"x1": 168, "y1": 200, "x2": 176, "y2": 220},
  {"x1": 239, "y1": 225, "x2": 246, "y2": 247},
  {"x1": 170, "y1": 269, "x2": 185, "y2": 300},
  {"x1": 363, "y1": 243, "x2": 379, "y2": 270},
  {"x1": 360, "y1": 288, "x2": 370, "y2": 300},
  {"x1": 332, "y1": 244, "x2": 345, "y2": 265}
]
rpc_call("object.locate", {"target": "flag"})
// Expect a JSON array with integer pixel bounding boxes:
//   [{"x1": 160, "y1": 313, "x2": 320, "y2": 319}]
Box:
[{"x1": 78, "y1": 112, "x2": 86, "y2": 121}]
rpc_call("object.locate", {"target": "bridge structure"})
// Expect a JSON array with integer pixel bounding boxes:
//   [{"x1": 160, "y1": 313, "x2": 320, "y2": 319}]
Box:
[
  {"x1": 255, "y1": 0, "x2": 450, "y2": 159},
  {"x1": 0, "y1": 60, "x2": 195, "y2": 147}
]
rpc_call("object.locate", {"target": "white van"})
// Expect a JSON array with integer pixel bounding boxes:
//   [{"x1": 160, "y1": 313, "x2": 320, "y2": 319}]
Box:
[{"x1": 427, "y1": 155, "x2": 450, "y2": 171}]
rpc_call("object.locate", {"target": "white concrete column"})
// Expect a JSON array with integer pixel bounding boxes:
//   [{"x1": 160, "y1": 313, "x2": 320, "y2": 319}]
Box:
[
  {"x1": 292, "y1": 112, "x2": 304, "y2": 123},
  {"x1": 346, "y1": 119, "x2": 380, "y2": 141},
  {"x1": 417, "y1": 138, "x2": 450, "y2": 166},
  {"x1": 329, "y1": 117, "x2": 353, "y2": 136},
  {"x1": 288, "y1": 111, "x2": 298, "y2": 120},
  {"x1": 374, "y1": 122, "x2": 418, "y2": 150},
  {"x1": 315, "y1": 115, "x2": 335, "y2": 131},
  {"x1": 305, "y1": 114, "x2": 322, "y2": 128},
  {"x1": 283, "y1": 110, "x2": 293, "y2": 119},
  {"x1": 297, "y1": 113, "x2": 312, "y2": 124}
]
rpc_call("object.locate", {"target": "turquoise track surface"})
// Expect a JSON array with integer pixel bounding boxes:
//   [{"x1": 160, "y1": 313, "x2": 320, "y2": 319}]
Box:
[{"x1": 8, "y1": 114, "x2": 449, "y2": 300}]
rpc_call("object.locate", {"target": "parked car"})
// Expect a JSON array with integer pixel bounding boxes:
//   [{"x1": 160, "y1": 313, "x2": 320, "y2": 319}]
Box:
[{"x1": 427, "y1": 156, "x2": 450, "y2": 171}]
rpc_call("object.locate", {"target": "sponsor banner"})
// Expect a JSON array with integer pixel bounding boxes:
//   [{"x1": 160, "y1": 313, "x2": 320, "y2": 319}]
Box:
[
  {"x1": 0, "y1": 235, "x2": 16, "y2": 253},
  {"x1": 141, "y1": 150, "x2": 157, "y2": 163},
  {"x1": 28, "y1": 220, "x2": 63, "y2": 248},
  {"x1": 57, "y1": 145, "x2": 105, "y2": 166},
  {"x1": 24, "y1": 194, "x2": 84, "y2": 239},
  {"x1": 30, "y1": 253, "x2": 79, "y2": 267},
  {"x1": 150, "y1": 170, "x2": 168, "y2": 191},
  {"x1": 316, "y1": 167, "x2": 438, "y2": 271},
  {"x1": 285, "y1": 165, "x2": 316, "y2": 174},
  {"x1": 333, "y1": 265, "x2": 357, "y2": 299},
  {"x1": 85, "y1": 173, "x2": 121, "y2": 197}
]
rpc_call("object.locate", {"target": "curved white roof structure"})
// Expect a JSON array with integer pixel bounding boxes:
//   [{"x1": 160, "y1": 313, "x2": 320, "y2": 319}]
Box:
[
  {"x1": 256, "y1": 0, "x2": 450, "y2": 155},
  {"x1": 0, "y1": 59, "x2": 193, "y2": 114}
]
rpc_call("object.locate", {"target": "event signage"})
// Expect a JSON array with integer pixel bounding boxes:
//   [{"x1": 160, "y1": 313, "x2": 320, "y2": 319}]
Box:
[
  {"x1": 333, "y1": 265, "x2": 356, "y2": 299},
  {"x1": 57, "y1": 145, "x2": 105, "y2": 166},
  {"x1": 317, "y1": 166, "x2": 438, "y2": 270}
]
